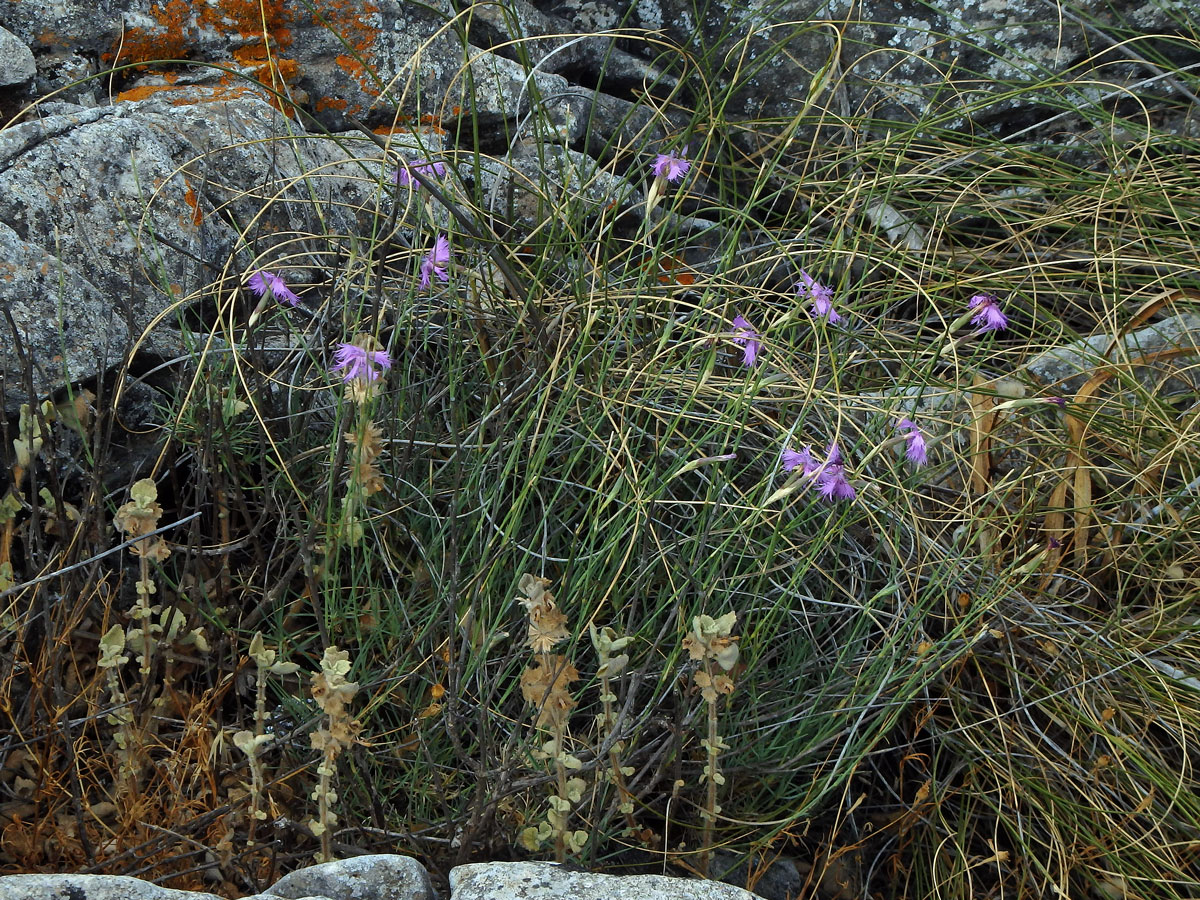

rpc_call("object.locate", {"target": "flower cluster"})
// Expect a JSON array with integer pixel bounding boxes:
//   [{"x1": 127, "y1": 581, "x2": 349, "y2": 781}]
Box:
[
  {"x1": 724, "y1": 266, "x2": 1009, "y2": 501},
  {"x1": 240, "y1": 150, "x2": 1014, "y2": 518},
  {"x1": 728, "y1": 271, "x2": 851, "y2": 370},
  {"x1": 781, "y1": 441, "x2": 856, "y2": 501},
  {"x1": 390, "y1": 158, "x2": 455, "y2": 289}
]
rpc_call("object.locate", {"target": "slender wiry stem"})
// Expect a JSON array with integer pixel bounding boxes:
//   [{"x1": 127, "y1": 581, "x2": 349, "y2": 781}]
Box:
[
  {"x1": 545, "y1": 648, "x2": 569, "y2": 864},
  {"x1": 700, "y1": 656, "x2": 718, "y2": 877},
  {"x1": 600, "y1": 667, "x2": 637, "y2": 831}
]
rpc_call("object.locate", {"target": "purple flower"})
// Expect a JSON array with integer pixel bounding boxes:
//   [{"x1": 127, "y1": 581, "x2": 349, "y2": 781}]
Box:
[
  {"x1": 781, "y1": 445, "x2": 818, "y2": 475},
  {"x1": 896, "y1": 417, "x2": 928, "y2": 466},
  {"x1": 815, "y1": 442, "x2": 856, "y2": 501},
  {"x1": 246, "y1": 270, "x2": 300, "y2": 307},
  {"x1": 420, "y1": 234, "x2": 452, "y2": 288},
  {"x1": 394, "y1": 159, "x2": 447, "y2": 189},
  {"x1": 796, "y1": 270, "x2": 841, "y2": 324},
  {"x1": 782, "y1": 441, "x2": 855, "y2": 501},
  {"x1": 731, "y1": 315, "x2": 761, "y2": 366},
  {"x1": 968, "y1": 293, "x2": 1008, "y2": 332},
  {"x1": 331, "y1": 342, "x2": 392, "y2": 383},
  {"x1": 652, "y1": 149, "x2": 690, "y2": 183}
]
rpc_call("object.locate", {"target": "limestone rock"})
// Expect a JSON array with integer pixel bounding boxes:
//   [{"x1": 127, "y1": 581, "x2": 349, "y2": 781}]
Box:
[
  {"x1": 449, "y1": 861, "x2": 761, "y2": 900},
  {"x1": 0, "y1": 1, "x2": 576, "y2": 134},
  {"x1": 0, "y1": 89, "x2": 394, "y2": 413},
  {"x1": 0, "y1": 2, "x2": 124, "y2": 61},
  {"x1": 1025, "y1": 311, "x2": 1200, "y2": 396},
  {"x1": 0, "y1": 26, "x2": 35, "y2": 86},
  {"x1": 823, "y1": 0, "x2": 1187, "y2": 128},
  {"x1": 264, "y1": 855, "x2": 435, "y2": 900},
  {"x1": 0, "y1": 873, "x2": 228, "y2": 900}
]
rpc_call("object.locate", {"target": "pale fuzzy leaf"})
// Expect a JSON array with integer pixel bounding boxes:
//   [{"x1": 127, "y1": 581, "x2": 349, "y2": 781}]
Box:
[
  {"x1": 130, "y1": 478, "x2": 158, "y2": 508},
  {"x1": 98, "y1": 625, "x2": 127, "y2": 668},
  {"x1": 566, "y1": 830, "x2": 589, "y2": 853}
]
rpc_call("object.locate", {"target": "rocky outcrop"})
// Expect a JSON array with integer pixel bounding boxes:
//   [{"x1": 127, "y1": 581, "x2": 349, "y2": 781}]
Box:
[
  {"x1": 556, "y1": 0, "x2": 1199, "y2": 130},
  {"x1": 0, "y1": 0, "x2": 1193, "y2": 409},
  {"x1": 0, "y1": 0, "x2": 667, "y2": 411}
]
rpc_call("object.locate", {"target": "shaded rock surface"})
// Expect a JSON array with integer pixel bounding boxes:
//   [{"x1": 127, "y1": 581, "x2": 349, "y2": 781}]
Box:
[{"x1": 575, "y1": 0, "x2": 1199, "y2": 130}]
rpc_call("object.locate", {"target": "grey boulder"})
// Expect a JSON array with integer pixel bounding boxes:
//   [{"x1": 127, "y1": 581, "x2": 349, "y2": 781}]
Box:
[
  {"x1": 0, "y1": 874, "x2": 228, "y2": 900},
  {"x1": 449, "y1": 861, "x2": 761, "y2": 900},
  {"x1": 264, "y1": 854, "x2": 435, "y2": 900},
  {"x1": 0, "y1": 26, "x2": 35, "y2": 86}
]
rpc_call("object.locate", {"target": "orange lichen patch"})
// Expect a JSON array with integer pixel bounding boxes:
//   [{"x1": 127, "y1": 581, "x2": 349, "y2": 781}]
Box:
[
  {"x1": 271, "y1": 56, "x2": 299, "y2": 84},
  {"x1": 36, "y1": 31, "x2": 58, "y2": 47},
  {"x1": 318, "y1": 0, "x2": 381, "y2": 53},
  {"x1": 104, "y1": 0, "x2": 196, "y2": 66},
  {"x1": 418, "y1": 114, "x2": 447, "y2": 135},
  {"x1": 115, "y1": 83, "x2": 179, "y2": 103},
  {"x1": 316, "y1": 0, "x2": 383, "y2": 98},
  {"x1": 105, "y1": 0, "x2": 294, "y2": 74},
  {"x1": 200, "y1": 64, "x2": 298, "y2": 117},
  {"x1": 334, "y1": 52, "x2": 379, "y2": 98},
  {"x1": 115, "y1": 77, "x2": 286, "y2": 113},
  {"x1": 233, "y1": 46, "x2": 265, "y2": 63},
  {"x1": 201, "y1": 0, "x2": 292, "y2": 46},
  {"x1": 316, "y1": 96, "x2": 348, "y2": 113},
  {"x1": 184, "y1": 81, "x2": 254, "y2": 104},
  {"x1": 183, "y1": 184, "x2": 203, "y2": 226},
  {"x1": 231, "y1": 45, "x2": 299, "y2": 92}
]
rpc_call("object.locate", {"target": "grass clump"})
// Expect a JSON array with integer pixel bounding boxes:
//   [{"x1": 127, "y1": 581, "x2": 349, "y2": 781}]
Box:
[{"x1": 2, "y1": 2, "x2": 1200, "y2": 898}]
